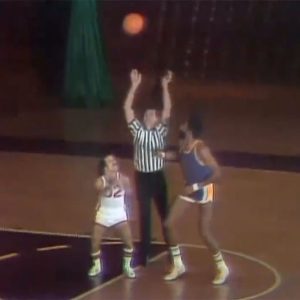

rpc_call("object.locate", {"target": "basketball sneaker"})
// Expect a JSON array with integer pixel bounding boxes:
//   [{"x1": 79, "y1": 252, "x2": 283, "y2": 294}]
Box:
[
  {"x1": 212, "y1": 264, "x2": 229, "y2": 285},
  {"x1": 88, "y1": 258, "x2": 101, "y2": 277},
  {"x1": 123, "y1": 265, "x2": 136, "y2": 279},
  {"x1": 164, "y1": 263, "x2": 186, "y2": 281}
]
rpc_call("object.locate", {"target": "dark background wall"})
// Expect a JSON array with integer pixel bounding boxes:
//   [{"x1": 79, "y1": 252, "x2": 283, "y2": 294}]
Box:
[
  {"x1": 0, "y1": 0, "x2": 299, "y2": 158},
  {"x1": 0, "y1": 0, "x2": 300, "y2": 113}
]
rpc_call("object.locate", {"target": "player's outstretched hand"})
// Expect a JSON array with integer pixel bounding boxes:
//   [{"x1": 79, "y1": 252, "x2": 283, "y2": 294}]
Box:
[
  {"x1": 130, "y1": 69, "x2": 142, "y2": 88},
  {"x1": 162, "y1": 70, "x2": 173, "y2": 87}
]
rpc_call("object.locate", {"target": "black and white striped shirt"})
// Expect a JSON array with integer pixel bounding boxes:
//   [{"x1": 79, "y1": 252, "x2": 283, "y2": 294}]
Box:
[{"x1": 128, "y1": 118, "x2": 168, "y2": 173}]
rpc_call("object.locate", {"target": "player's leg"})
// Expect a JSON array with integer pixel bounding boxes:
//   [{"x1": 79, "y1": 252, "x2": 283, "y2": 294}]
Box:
[
  {"x1": 152, "y1": 171, "x2": 170, "y2": 245},
  {"x1": 153, "y1": 172, "x2": 184, "y2": 276},
  {"x1": 199, "y1": 201, "x2": 229, "y2": 285},
  {"x1": 135, "y1": 171, "x2": 153, "y2": 265},
  {"x1": 163, "y1": 196, "x2": 191, "y2": 280},
  {"x1": 88, "y1": 223, "x2": 107, "y2": 276},
  {"x1": 115, "y1": 221, "x2": 136, "y2": 278}
]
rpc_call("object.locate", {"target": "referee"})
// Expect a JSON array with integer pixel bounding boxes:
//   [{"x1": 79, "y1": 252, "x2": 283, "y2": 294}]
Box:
[{"x1": 123, "y1": 69, "x2": 174, "y2": 266}]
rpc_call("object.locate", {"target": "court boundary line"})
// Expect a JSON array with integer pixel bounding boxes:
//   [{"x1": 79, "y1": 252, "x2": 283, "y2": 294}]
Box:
[
  {"x1": 72, "y1": 250, "x2": 168, "y2": 300},
  {"x1": 181, "y1": 243, "x2": 282, "y2": 300},
  {"x1": 36, "y1": 245, "x2": 71, "y2": 252},
  {"x1": 0, "y1": 228, "x2": 282, "y2": 300},
  {"x1": 0, "y1": 227, "x2": 91, "y2": 239},
  {"x1": 71, "y1": 241, "x2": 281, "y2": 300},
  {"x1": 0, "y1": 253, "x2": 19, "y2": 261}
]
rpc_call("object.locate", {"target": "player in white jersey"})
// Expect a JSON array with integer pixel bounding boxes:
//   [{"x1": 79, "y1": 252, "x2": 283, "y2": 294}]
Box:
[{"x1": 88, "y1": 154, "x2": 136, "y2": 278}]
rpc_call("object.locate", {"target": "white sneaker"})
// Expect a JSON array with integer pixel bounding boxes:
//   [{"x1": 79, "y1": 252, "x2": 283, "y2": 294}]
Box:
[
  {"x1": 88, "y1": 259, "x2": 101, "y2": 277},
  {"x1": 164, "y1": 264, "x2": 186, "y2": 281},
  {"x1": 123, "y1": 265, "x2": 136, "y2": 279},
  {"x1": 212, "y1": 265, "x2": 229, "y2": 285}
]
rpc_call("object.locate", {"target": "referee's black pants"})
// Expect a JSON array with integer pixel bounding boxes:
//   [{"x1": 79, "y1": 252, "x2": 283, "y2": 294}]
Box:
[{"x1": 135, "y1": 170, "x2": 169, "y2": 265}]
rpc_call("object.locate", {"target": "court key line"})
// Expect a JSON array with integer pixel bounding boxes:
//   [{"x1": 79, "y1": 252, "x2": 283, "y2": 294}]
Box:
[
  {"x1": 73, "y1": 242, "x2": 281, "y2": 300},
  {"x1": 0, "y1": 253, "x2": 19, "y2": 261},
  {"x1": 0, "y1": 228, "x2": 282, "y2": 300}
]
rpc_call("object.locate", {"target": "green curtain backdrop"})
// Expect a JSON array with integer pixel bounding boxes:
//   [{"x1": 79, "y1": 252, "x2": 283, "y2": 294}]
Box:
[{"x1": 64, "y1": 0, "x2": 113, "y2": 108}]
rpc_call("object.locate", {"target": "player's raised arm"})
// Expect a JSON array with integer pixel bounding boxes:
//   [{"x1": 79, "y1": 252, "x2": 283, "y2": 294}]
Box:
[
  {"x1": 161, "y1": 70, "x2": 173, "y2": 123},
  {"x1": 123, "y1": 69, "x2": 142, "y2": 123}
]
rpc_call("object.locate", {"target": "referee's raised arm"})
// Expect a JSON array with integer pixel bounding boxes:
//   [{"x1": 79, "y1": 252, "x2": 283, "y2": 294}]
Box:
[
  {"x1": 161, "y1": 70, "x2": 173, "y2": 124},
  {"x1": 123, "y1": 69, "x2": 142, "y2": 124},
  {"x1": 123, "y1": 69, "x2": 181, "y2": 267}
]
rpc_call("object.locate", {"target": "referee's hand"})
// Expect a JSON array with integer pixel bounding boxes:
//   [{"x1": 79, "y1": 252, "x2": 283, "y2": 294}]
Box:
[
  {"x1": 162, "y1": 70, "x2": 173, "y2": 86},
  {"x1": 154, "y1": 150, "x2": 165, "y2": 158}
]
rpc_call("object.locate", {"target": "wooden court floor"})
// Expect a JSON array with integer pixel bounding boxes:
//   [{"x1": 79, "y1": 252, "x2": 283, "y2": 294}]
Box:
[{"x1": 0, "y1": 151, "x2": 300, "y2": 299}]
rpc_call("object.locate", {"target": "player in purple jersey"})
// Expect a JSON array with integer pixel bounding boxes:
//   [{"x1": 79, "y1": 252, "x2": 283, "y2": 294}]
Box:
[{"x1": 158, "y1": 112, "x2": 229, "y2": 284}]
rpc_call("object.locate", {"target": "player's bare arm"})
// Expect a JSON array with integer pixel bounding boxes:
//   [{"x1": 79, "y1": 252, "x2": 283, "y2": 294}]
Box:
[
  {"x1": 123, "y1": 69, "x2": 142, "y2": 123},
  {"x1": 196, "y1": 142, "x2": 221, "y2": 181},
  {"x1": 94, "y1": 177, "x2": 105, "y2": 210},
  {"x1": 161, "y1": 70, "x2": 173, "y2": 123},
  {"x1": 119, "y1": 174, "x2": 131, "y2": 193},
  {"x1": 120, "y1": 174, "x2": 134, "y2": 218},
  {"x1": 95, "y1": 177, "x2": 105, "y2": 192},
  {"x1": 156, "y1": 149, "x2": 178, "y2": 161}
]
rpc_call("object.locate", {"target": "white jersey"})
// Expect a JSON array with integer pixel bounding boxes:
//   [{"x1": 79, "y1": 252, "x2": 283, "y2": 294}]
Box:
[
  {"x1": 95, "y1": 173, "x2": 128, "y2": 227},
  {"x1": 98, "y1": 174, "x2": 125, "y2": 211}
]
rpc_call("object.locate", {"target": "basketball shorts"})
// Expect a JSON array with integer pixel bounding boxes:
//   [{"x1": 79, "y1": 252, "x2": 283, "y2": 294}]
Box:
[
  {"x1": 95, "y1": 207, "x2": 128, "y2": 227},
  {"x1": 179, "y1": 184, "x2": 214, "y2": 204}
]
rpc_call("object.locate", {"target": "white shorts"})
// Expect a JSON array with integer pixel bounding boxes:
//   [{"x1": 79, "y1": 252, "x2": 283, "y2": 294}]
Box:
[{"x1": 95, "y1": 207, "x2": 128, "y2": 228}]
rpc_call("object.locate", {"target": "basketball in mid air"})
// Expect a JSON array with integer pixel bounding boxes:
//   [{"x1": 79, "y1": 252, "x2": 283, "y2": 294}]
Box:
[{"x1": 122, "y1": 13, "x2": 146, "y2": 36}]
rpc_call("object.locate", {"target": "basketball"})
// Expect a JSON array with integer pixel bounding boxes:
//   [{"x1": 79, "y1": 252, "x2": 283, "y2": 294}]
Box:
[{"x1": 122, "y1": 13, "x2": 145, "y2": 35}]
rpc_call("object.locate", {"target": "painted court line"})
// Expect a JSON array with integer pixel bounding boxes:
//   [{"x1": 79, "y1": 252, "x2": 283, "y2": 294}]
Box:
[
  {"x1": 0, "y1": 253, "x2": 19, "y2": 261},
  {"x1": 36, "y1": 245, "x2": 71, "y2": 252},
  {"x1": 0, "y1": 228, "x2": 282, "y2": 300},
  {"x1": 0, "y1": 227, "x2": 90, "y2": 239},
  {"x1": 73, "y1": 243, "x2": 281, "y2": 300},
  {"x1": 72, "y1": 250, "x2": 168, "y2": 300},
  {"x1": 182, "y1": 243, "x2": 281, "y2": 300}
]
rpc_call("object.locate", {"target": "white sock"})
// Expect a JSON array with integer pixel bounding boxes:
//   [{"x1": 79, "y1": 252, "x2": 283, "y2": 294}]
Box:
[
  {"x1": 213, "y1": 251, "x2": 226, "y2": 269},
  {"x1": 123, "y1": 247, "x2": 134, "y2": 268},
  {"x1": 91, "y1": 250, "x2": 100, "y2": 264},
  {"x1": 170, "y1": 245, "x2": 183, "y2": 267}
]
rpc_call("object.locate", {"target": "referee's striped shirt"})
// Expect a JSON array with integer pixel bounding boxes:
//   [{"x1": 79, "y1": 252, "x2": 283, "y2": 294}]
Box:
[{"x1": 128, "y1": 118, "x2": 168, "y2": 173}]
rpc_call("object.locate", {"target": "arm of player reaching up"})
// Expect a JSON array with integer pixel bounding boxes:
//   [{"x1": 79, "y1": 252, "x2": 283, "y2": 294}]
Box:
[
  {"x1": 185, "y1": 142, "x2": 221, "y2": 195},
  {"x1": 123, "y1": 69, "x2": 142, "y2": 123},
  {"x1": 161, "y1": 70, "x2": 173, "y2": 124}
]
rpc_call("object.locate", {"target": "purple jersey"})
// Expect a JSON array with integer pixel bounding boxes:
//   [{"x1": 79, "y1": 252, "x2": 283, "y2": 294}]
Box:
[{"x1": 180, "y1": 141, "x2": 213, "y2": 185}]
